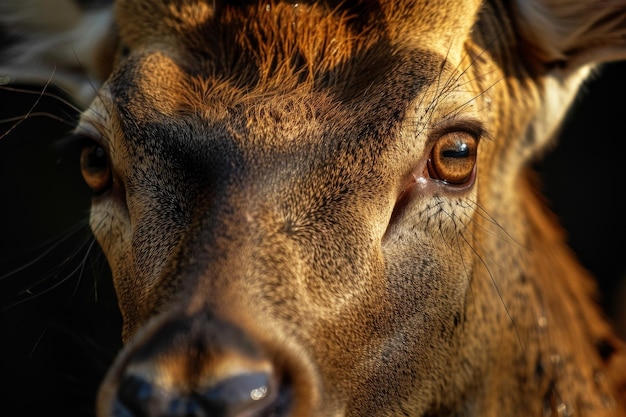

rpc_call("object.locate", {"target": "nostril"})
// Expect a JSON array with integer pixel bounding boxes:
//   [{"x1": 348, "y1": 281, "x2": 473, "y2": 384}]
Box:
[
  {"x1": 199, "y1": 372, "x2": 273, "y2": 416},
  {"x1": 113, "y1": 372, "x2": 285, "y2": 417},
  {"x1": 114, "y1": 374, "x2": 149, "y2": 417},
  {"x1": 115, "y1": 374, "x2": 204, "y2": 417}
]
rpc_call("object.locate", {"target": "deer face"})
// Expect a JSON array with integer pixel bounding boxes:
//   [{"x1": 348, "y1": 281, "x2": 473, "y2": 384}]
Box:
[{"x1": 7, "y1": 0, "x2": 621, "y2": 416}]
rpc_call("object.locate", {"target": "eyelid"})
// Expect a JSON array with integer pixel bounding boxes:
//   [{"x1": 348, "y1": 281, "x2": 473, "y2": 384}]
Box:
[
  {"x1": 53, "y1": 131, "x2": 108, "y2": 158},
  {"x1": 72, "y1": 129, "x2": 112, "y2": 155},
  {"x1": 428, "y1": 118, "x2": 488, "y2": 143},
  {"x1": 53, "y1": 132, "x2": 85, "y2": 152},
  {"x1": 76, "y1": 120, "x2": 111, "y2": 143}
]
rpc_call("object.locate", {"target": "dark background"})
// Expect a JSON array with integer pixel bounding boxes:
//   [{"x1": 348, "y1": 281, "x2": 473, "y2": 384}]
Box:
[
  {"x1": 0, "y1": 83, "x2": 122, "y2": 415},
  {"x1": 1, "y1": 62, "x2": 625, "y2": 415}
]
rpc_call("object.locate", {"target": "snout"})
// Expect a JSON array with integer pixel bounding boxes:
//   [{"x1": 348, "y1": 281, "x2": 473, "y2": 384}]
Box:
[{"x1": 97, "y1": 312, "x2": 300, "y2": 417}]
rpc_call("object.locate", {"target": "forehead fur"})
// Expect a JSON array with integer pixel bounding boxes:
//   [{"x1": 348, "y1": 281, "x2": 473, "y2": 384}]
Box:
[
  {"x1": 109, "y1": 1, "x2": 473, "y2": 133},
  {"x1": 114, "y1": 0, "x2": 482, "y2": 81}
]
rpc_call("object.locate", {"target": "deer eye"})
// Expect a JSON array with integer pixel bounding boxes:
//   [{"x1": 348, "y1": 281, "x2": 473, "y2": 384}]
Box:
[
  {"x1": 426, "y1": 131, "x2": 477, "y2": 185},
  {"x1": 80, "y1": 140, "x2": 112, "y2": 194}
]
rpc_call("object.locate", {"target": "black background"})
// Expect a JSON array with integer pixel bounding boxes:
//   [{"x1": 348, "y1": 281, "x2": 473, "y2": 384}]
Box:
[{"x1": 1, "y1": 62, "x2": 625, "y2": 415}]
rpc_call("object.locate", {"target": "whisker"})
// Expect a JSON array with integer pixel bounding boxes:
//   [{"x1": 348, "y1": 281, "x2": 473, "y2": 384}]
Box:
[
  {"x1": 27, "y1": 237, "x2": 100, "y2": 358},
  {"x1": 419, "y1": 30, "x2": 506, "y2": 132},
  {"x1": 436, "y1": 203, "x2": 479, "y2": 316},
  {"x1": 0, "y1": 83, "x2": 85, "y2": 115},
  {"x1": 435, "y1": 76, "x2": 503, "y2": 124},
  {"x1": 0, "y1": 68, "x2": 58, "y2": 140},
  {"x1": 434, "y1": 197, "x2": 528, "y2": 354},
  {"x1": 457, "y1": 226, "x2": 526, "y2": 354},
  {"x1": 465, "y1": 199, "x2": 529, "y2": 250},
  {"x1": 1, "y1": 225, "x2": 96, "y2": 311},
  {"x1": 0, "y1": 221, "x2": 90, "y2": 282},
  {"x1": 0, "y1": 111, "x2": 77, "y2": 126}
]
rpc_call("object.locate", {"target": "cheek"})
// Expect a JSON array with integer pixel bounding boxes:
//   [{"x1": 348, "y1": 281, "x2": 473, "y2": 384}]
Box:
[
  {"x1": 384, "y1": 240, "x2": 471, "y2": 311},
  {"x1": 382, "y1": 199, "x2": 477, "y2": 328},
  {"x1": 89, "y1": 198, "x2": 132, "y2": 261},
  {"x1": 89, "y1": 200, "x2": 145, "y2": 338}
]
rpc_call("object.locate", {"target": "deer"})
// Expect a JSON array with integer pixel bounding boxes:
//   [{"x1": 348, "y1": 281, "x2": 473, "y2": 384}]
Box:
[{"x1": 1, "y1": 0, "x2": 625, "y2": 416}]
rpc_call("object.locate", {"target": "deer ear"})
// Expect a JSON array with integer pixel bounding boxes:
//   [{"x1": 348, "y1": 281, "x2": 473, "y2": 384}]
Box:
[
  {"x1": 513, "y1": 0, "x2": 626, "y2": 68},
  {"x1": 0, "y1": 0, "x2": 116, "y2": 105}
]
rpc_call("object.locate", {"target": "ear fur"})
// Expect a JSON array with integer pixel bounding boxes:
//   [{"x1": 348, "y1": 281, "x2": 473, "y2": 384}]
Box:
[
  {"x1": 0, "y1": 0, "x2": 115, "y2": 105},
  {"x1": 513, "y1": 0, "x2": 626, "y2": 68}
]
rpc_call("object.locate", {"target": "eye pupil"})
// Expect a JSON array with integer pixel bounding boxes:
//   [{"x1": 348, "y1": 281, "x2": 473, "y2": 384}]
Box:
[
  {"x1": 87, "y1": 146, "x2": 107, "y2": 170},
  {"x1": 442, "y1": 143, "x2": 469, "y2": 158}
]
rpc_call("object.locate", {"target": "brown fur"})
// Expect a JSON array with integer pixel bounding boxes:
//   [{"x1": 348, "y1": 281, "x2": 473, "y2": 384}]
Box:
[{"x1": 3, "y1": 0, "x2": 626, "y2": 416}]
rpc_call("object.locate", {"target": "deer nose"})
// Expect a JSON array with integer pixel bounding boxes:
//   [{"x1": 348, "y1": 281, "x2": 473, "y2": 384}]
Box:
[
  {"x1": 114, "y1": 371, "x2": 278, "y2": 417},
  {"x1": 107, "y1": 312, "x2": 292, "y2": 417}
]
